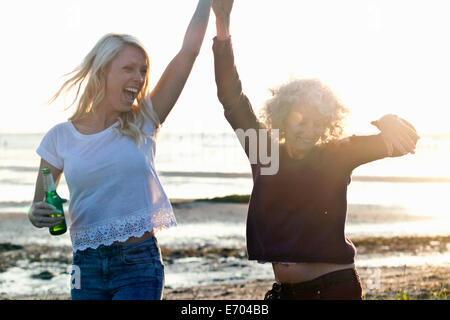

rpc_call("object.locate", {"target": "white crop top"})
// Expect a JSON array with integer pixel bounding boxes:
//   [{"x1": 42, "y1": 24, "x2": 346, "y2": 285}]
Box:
[{"x1": 36, "y1": 101, "x2": 176, "y2": 252}]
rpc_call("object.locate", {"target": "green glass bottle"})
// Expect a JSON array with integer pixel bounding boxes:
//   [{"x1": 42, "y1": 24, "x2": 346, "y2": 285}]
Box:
[{"x1": 42, "y1": 167, "x2": 67, "y2": 235}]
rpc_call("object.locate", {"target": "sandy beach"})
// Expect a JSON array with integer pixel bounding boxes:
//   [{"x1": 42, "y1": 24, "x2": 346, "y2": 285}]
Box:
[
  {"x1": 0, "y1": 200, "x2": 448, "y2": 300},
  {"x1": 5, "y1": 265, "x2": 449, "y2": 300},
  {"x1": 1, "y1": 238, "x2": 448, "y2": 300}
]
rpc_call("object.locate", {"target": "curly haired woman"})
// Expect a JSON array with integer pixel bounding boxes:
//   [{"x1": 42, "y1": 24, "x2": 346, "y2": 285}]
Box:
[{"x1": 212, "y1": 0, "x2": 419, "y2": 300}]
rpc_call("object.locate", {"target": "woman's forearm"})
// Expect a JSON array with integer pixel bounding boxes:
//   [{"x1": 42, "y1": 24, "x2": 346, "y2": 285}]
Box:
[
  {"x1": 149, "y1": 0, "x2": 212, "y2": 123},
  {"x1": 213, "y1": 0, "x2": 233, "y2": 40},
  {"x1": 181, "y1": 0, "x2": 213, "y2": 57},
  {"x1": 215, "y1": 15, "x2": 230, "y2": 40}
]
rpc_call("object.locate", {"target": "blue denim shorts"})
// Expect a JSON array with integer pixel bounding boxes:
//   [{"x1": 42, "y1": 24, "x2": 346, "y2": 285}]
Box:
[{"x1": 70, "y1": 235, "x2": 164, "y2": 300}]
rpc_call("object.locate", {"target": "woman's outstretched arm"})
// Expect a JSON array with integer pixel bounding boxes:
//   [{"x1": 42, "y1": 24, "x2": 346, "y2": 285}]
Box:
[
  {"x1": 150, "y1": 0, "x2": 212, "y2": 124},
  {"x1": 371, "y1": 114, "x2": 420, "y2": 156},
  {"x1": 339, "y1": 114, "x2": 420, "y2": 171}
]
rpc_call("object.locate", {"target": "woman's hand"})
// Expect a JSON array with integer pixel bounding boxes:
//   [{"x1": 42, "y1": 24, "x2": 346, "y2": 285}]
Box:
[
  {"x1": 213, "y1": 0, "x2": 234, "y2": 40},
  {"x1": 28, "y1": 201, "x2": 65, "y2": 229},
  {"x1": 371, "y1": 114, "x2": 420, "y2": 156}
]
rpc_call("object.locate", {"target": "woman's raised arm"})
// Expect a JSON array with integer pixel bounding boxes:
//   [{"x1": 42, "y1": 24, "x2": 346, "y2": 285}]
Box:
[
  {"x1": 213, "y1": 0, "x2": 233, "y2": 40},
  {"x1": 150, "y1": 0, "x2": 213, "y2": 124},
  {"x1": 212, "y1": 0, "x2": 270, "y2": 167}
]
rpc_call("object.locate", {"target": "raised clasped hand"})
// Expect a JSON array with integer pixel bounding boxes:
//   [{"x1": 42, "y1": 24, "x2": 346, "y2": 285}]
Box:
[{"x1": 371, "y1": 114, "x2": 420, "y2": 156}]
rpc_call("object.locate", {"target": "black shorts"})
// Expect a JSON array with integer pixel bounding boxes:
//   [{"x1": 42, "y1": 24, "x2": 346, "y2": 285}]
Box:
[{"x1": 264, "y1": 268, "x2": 363, "y2": 300}]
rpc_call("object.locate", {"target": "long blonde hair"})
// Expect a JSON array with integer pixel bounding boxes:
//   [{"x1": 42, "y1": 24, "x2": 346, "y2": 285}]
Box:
[{"x1": 50, "y1": 33, "x2": 160, "y2": 147}]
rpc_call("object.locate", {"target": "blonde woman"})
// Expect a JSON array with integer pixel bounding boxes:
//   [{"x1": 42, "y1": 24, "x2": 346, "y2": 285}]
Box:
[
  {"x1": 28, "y1": 0, "x2": 212, "y2": 300},
  {"x1": 212, "y1": 0, "x2": 419, "y2": 300}
]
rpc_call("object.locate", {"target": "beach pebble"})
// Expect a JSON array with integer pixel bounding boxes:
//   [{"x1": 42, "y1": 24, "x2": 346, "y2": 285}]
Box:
[{"x1": 31, "y1": 271, "x2": 54, "y2": 280}]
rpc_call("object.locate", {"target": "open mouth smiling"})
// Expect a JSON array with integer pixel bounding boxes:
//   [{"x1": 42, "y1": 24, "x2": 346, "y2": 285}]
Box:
[{"x1": 123, "y1": 87, "x2": 139, "y2": 104}]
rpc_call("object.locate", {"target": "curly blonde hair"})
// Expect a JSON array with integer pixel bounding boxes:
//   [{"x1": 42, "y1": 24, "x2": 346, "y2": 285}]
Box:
[
  {"x1": 258, "y1": 78, "x2": 349, "y2": 144},
  {"x1": 49, "y1": 33, "x2": 160, "y2": 147}
]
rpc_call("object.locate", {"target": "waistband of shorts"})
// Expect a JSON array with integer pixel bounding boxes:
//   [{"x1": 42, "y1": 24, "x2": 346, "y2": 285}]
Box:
[{"x1": 280, "y1": 268, "x2": 359, "y2": 292}]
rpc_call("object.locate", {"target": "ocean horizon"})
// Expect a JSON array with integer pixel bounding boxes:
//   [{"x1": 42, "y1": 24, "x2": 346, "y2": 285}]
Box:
[{"x1": 1, "y1": 130, "x2": 450, "y2": 217}]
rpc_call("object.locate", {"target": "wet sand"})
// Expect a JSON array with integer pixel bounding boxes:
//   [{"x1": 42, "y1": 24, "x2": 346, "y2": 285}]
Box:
[
  {"x1": 162, "y1": 264, "x2": 450, "y2": 300},
  {"x1": 4, "y1": 265, "x2": 449, "y2": 300},
  {"x1": 1, "y1": 236, "x2": 448, "y2": 300}
]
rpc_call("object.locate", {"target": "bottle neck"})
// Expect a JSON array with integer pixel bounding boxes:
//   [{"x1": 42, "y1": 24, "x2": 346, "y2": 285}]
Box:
[{"x1": 43, "y1": 173, "x2": 56, "y2": 192}]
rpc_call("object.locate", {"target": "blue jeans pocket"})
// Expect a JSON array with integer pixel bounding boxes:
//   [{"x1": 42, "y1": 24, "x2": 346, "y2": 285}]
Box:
[{"x1": 120, "y1": 237, "x2": 160, "y2": 265}]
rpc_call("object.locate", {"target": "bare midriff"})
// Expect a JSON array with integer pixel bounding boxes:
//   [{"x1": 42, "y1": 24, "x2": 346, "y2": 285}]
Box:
[
  {"x1": 113, "y1": 231, "x2": 154, "y2": 245},
  {"x1": 272, "y1": 262, "x2": 355, "y2": 283}
]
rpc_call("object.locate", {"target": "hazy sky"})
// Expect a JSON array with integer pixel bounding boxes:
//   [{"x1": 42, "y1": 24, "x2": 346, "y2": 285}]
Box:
[{"x1": 1, "y1": 0, "x2": 449, "y2": 134}]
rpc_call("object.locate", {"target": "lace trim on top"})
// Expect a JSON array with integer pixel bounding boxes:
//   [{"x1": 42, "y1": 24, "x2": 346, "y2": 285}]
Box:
[{"x1": 70, "y1": 207, "x2": 176, "y2": 252}]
